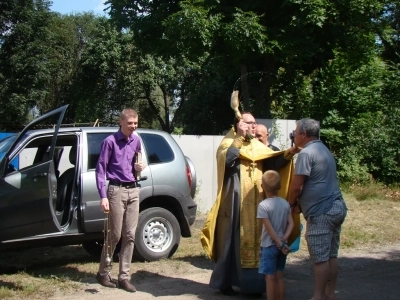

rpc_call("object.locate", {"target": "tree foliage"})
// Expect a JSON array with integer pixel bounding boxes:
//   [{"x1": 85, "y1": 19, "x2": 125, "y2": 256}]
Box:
[
  {"x1": 106, "y1": 0, "x2": 383, "y2": 118},
  {"x1": 0, "y1": 0, "x2": 54, "y2": 129},
  {"x1": 376, "y1": 1, "x2": 400, "y2": 64},
  {"x1": 1, "y1": 0, "x2": 400, "y2": 183}
]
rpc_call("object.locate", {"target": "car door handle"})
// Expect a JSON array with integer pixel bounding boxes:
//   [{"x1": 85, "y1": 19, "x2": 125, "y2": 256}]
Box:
[{"x1": 32, "y1": 172, "x2": 47, "y2": 179}]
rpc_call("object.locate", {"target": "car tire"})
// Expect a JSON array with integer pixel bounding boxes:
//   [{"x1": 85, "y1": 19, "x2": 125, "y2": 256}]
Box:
[{"x1": 133, "y1": 207, "x2": 181, "y2": 262}]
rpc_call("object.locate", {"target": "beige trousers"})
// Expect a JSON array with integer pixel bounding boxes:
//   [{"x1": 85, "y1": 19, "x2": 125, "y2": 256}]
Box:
[{"x1": 99, "y1": 185, "x2": 139, "y2": 280}]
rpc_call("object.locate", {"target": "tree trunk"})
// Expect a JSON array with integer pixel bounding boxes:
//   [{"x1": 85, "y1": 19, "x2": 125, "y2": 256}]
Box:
[
  {"x1": 144, "y1": 87, "x2": 166, "y2": 131},
  {"x1": 255, "y1": 55, "x2": 275, "y2": 118},
  {"x1": 161, "y1": 86, "x2": 171, "y2": 132},
  {"x1": 240, "y1": 64, "x2": 250, "y2": 111}
]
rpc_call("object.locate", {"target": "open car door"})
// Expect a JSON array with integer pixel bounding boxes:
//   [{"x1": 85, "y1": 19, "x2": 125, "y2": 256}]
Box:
[{"x1": 0, "y1": 105, "x2": 68, "y2": 241}]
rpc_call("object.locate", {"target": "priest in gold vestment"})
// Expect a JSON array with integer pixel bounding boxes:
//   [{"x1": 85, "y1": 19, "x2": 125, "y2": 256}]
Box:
[{"x1": 201, "y1": 112, "x2": 301, "y2": 296}]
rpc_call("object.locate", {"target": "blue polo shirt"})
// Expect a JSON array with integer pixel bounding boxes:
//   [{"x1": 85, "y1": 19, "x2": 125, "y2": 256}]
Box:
[{"x1": 295, "y1": 140, "x2": 342, "y2": 219}]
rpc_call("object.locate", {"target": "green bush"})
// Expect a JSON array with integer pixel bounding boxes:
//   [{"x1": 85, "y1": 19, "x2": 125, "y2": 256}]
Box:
[
  {"x1": 344, "y1": 112, "x2": 400, "y2": 184},
  {"x1": 337, "y1": 146, "x2": 371, "y2": 184}
]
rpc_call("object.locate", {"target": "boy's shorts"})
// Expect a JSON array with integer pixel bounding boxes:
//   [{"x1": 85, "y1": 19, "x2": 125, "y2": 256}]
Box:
[{"x1": 258, "y1": 245, "x2": 287, "y2": 275}]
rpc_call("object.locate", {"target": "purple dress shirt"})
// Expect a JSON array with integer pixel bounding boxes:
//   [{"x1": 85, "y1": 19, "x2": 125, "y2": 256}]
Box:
[{"x1": 96, "y1": 130, "x2": 141, "y2": 198}]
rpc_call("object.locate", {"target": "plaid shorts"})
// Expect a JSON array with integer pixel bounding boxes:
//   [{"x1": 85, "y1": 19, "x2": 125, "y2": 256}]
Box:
[{"x1": 305, "y1": 198, "x2": 347, "y2": 263}]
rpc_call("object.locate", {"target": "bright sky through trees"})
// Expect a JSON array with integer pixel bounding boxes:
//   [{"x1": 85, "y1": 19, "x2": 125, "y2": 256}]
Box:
[{"x1": 50, "y1": 0, "x2": 107, "y2": 15}]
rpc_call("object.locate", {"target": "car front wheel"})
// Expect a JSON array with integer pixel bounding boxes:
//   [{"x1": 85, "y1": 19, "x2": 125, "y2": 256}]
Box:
[{"x1": 134, "y1": 207, "x2": 181, "y2": 262}]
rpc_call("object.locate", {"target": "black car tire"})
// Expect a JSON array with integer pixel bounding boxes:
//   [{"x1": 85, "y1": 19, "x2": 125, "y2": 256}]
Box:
[{"x1": 133, "y1": 207, "x2": 181, "y2": 262}]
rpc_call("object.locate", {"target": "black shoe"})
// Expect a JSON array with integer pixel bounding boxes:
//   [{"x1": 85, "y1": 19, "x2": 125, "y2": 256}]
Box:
[
  {"x1": 96, "y1": 272, "x2": 117, "y2": 288},
  {"x1": 220, "y1": 287, "x2": 238, "y2": 296}
]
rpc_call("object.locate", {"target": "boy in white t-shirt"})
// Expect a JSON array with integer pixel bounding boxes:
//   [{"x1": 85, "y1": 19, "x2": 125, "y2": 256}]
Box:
[{"x1": 257, "y1": 170, "x2": 294, "y2": 300}]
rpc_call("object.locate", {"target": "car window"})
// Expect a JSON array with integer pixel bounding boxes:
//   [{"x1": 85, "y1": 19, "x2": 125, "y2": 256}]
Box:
[
  {"x1": 11, "y1": 148, "x2": 38, "y2": 170},
  {"x1": 7, "y1": 137, "x2": 52, "y2": 174},
  {"x1": 140, "y1": 133, "x2": 174, "y2": 164},
  {"x1": 87, "y1": 133, "x2": 113, "y2": 170}
]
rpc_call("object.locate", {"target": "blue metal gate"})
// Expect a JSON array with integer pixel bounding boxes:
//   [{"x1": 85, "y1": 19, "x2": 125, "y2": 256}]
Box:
[{"x1": 0, "y1": 132, "x2": 18, "y2": 169}]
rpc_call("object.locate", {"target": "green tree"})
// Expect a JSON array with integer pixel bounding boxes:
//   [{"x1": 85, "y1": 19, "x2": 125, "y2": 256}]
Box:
[
  {"x1": 34, "y1": 13, "x2": 101, "y2": 121},
  {"x1": 106, "y1": 0, "x2": 383, "y2": 123},
  {"x1": 275, "y1": 52, "x2": 400, "y2": 184},
  {"x1": 376, "y1": 1, "x2": 400, "y2": 64},
  {"x1": 71, "y1": 17, "x2": 138, "y2": 125},
  {"x1": 0, "y1": 0, "x2": 53, "y2": 129}
]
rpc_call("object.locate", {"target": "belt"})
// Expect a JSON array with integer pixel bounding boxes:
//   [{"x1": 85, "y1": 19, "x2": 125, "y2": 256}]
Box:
[{"x1": 109, "y1": 180, "x2": 138, "y2": 188}]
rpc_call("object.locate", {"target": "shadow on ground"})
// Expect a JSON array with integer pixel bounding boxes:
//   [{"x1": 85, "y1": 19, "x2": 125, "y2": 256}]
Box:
[
  {"x1": 0, "y1": 244, "x2": 399, "y2": 300},
  {"x1": 130, "y1": 270, "x2": 265, "y2": 300},
  {"x1": 174, "y1": 254, "x2": 214, "y2": 270},
  {"x1": 0, "y1": 245, "x2": 97, "y2": 289},
  {"x1": 0, "y1": 245, "x2": 96, "y2": 272},
  {"x1": 284, "y1": 248, "x2": 400, "y2": 300}
]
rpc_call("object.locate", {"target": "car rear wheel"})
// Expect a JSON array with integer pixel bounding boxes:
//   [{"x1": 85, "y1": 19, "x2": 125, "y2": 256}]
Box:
[{"x1": 133, "y1": 207, "x2": 181, "y2": 262}]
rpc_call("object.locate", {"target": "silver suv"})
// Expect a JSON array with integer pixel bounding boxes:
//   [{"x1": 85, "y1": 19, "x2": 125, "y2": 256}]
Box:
[{"x1": 0, "y1": 105, "x2": 197, "y2": 261}]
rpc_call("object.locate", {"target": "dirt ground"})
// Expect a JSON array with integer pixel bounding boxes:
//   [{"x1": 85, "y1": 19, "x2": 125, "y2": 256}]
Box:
[{"x1": 48, "y1": 236, "x2": 400, "y2": 300}]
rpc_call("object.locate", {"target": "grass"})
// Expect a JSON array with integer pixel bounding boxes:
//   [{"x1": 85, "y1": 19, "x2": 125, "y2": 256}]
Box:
[
  {"x1": 288, "y1": 185, "x2": 400, "y2": 261},
  {"x1": 0, "y1": 186, "x2": 399, "y2": 299},
  {"x1": 0, "y1": 272, "x2": 80, "y2": 299},
  {"x1": 340, "y1": 190, "x2": 400, "y2": 250},
  {"x1": 0, "y1": 246, "x2": 95, "y2": 299},
  {"x1": 343, "y1": 181, "x2": 400, "y2": 202}
]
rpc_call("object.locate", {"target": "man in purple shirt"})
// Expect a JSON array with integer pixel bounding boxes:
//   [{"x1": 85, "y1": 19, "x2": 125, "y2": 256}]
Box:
[{"x1": 95, "y1": 108, "x2": 146, "y2": 293}]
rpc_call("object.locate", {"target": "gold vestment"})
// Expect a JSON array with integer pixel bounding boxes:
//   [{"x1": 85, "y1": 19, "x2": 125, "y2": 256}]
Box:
[{"x1": 201, "y1": 129, "x2": 301, "y2": 267}]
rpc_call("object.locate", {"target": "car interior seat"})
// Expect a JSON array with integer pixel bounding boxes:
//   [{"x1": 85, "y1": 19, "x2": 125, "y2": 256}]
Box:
[{"x1": 56, "y1": 146, "x2": 77, "y2": 220}]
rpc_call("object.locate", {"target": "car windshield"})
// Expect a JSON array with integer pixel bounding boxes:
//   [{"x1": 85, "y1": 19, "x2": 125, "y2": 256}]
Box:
[{"x1": 0, "y1": 135, "x2": 17, "y2": 162}]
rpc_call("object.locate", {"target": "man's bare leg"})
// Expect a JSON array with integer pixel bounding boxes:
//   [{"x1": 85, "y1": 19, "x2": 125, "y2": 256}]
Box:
[
  {"x1": 312, "y1": 260, "x2": 330, "y2": 300},
  {"x1": 324, "y1": 257, "x2": 338, "y2": 300}
]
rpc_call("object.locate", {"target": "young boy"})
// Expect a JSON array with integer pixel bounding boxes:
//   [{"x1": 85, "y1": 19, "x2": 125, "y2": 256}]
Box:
[{"x1": 257, "y1": 170, "x2": 294, "y2": 300}]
